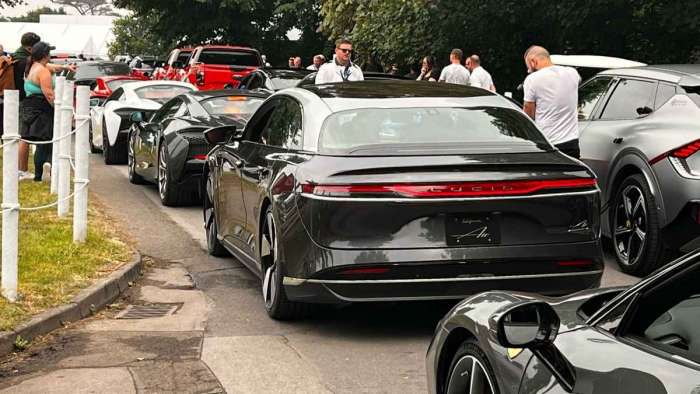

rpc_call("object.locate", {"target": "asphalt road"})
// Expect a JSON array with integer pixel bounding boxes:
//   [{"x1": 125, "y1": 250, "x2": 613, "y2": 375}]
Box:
[{"x1": 84, "y1": 155, "x2": 638, "y2": 393}]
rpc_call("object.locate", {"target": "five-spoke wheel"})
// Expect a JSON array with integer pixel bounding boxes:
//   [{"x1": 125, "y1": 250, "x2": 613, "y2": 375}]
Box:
[{"x1": 446, "y1": 339, "x2": 498, "y2": 394}]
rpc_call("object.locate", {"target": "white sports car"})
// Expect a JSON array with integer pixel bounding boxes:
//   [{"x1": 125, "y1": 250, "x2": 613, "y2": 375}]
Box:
[{"x1": 90, "y1": 80, "x2": 196, "y2": 164}]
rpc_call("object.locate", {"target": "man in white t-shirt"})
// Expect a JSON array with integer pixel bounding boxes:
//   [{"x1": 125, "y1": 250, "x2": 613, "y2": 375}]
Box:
[
  {"x1": 438, "y1": 49, "x2": 470, "y2": 85},
  {"x1": 466, "y1": 55, "x2": 495, "y2": 91},
  {"x1": 315, "y1": 38, "x2": 364, "y2": 84},
  {"x1": 522, "y1": 46, "x2": 581, "y2": 158}
]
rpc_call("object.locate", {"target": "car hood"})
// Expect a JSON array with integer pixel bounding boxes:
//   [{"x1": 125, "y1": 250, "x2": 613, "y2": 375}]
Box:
[{"x1": 551, "y1": 54, "x2": 647, "y2": 69}]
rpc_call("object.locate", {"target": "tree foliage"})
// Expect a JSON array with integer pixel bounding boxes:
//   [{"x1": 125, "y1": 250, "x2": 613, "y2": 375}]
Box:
[
  {"x1": 320, "y1": 0, "x2": 700, "y2": 90},
  {"x1": 112, "y1": 0, "x2": 327, "y2": 66},
  {"x1": 50, "y1": 0, "x2": 115, "y2": 15},
  {"x1": 108, "y1": 14, "x2": 168, "y2": 58},
  {"x1": 0, "y1": 6, "x2": 67, "y2": 22},
  {"x1": 0, "y1": 0, "x2": 24, "y2": 8}
]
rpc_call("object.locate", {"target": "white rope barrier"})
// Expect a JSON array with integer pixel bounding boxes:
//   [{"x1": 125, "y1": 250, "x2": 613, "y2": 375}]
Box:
[{"x1": 1, "y1": 86, "x2": 91, "y2": 301}]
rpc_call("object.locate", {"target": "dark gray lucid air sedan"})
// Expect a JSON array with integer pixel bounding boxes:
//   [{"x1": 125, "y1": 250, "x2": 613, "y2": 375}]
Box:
[
  {"x1": 202, "y1": 81, "x2": 604, "y2": 320},
  {"x1": 427, "y1": 249, "x2": 700, "y2": 394}
]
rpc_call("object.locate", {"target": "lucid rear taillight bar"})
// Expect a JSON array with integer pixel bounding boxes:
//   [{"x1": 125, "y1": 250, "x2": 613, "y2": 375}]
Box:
[
  {"x1": 301, "y1": 178, "x2": 597, "y2": 198},
  {"x1": 650, "y1": 139, "x2": 700, "y2": 164}
]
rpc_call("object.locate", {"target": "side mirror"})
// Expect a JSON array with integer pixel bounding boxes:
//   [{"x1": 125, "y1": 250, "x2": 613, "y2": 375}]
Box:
[
  {"x1": 204, "y1": 125, "x2": 239, "y2": 145},
  {"x1": 495, "y1": 301, "x2": 559, "y2": 348},
  {"x1": 493, "y1": 301, "x2": 576, "y2": 392},
  {"x1": 130, "y1": 111, "x2": 144, "y2": 123},
  {"x1": 636, "y1": 106, "x2": 653, "y2": 116}
]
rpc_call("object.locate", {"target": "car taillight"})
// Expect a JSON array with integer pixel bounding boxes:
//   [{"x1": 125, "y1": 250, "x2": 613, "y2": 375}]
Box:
[
  {"x1": 301, "y1": 178, "x2": 596, "y2": 198},
  {"x1": 650, "y1": 139, "x2": 700, "y2": 164},
  {"x1": 196, "y1": 70, "x2": 205, "y2": 85},
  {"x1": 557, "y1": 259, "x2": 594, "y2": 267},
  {"x1": 339, "y1": 267, "x2": 390, "y2": 275},
  {"x1": 192, "y1": 154, "x2": 207, "y2": 160}
]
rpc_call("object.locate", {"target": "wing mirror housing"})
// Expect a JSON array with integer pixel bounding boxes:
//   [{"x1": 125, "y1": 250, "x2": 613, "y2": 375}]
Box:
[
  {"x1": 204, "y1": 125, "x2": 240, "y2": 145},
  {"x1": 130, "y1": 111, "x2": 144, "y2": 123},
  {"x1": 636, "y1": 106, "x2": 653, "y2": 116},
  {"x1": 492, "y1": 301, "x2": 576, "y2": 392}
]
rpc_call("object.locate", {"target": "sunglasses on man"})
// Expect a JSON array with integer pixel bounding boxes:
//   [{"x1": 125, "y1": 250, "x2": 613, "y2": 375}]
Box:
[{"x1": 337, "y1": 48, "x2": 353, "y2": 54}]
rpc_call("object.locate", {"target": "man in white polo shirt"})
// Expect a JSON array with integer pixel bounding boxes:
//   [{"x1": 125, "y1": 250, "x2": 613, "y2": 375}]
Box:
[
  {"x1": 438, "y1": 48, "x2": 470, "y2": 85},
  {"x1": 315, "y1": 38, "x2": 364, "y2": 84},
  {"x1": 522, "y1": 46, "x2": 581, "y2": 158},
  {"x1": 466, "y1": 54, "x2": 495, "y2": 91}
]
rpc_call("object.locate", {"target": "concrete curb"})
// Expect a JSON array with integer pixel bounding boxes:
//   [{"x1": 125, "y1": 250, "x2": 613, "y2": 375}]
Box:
[{"x1": 0, "y1": 251, "x2": 143, "y2": 357}]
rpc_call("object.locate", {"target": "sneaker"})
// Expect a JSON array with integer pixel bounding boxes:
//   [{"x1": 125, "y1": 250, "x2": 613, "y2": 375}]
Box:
[
  {"x1": 18, "y1": 171, "x2": 34, "y2": 181},
  {"x1": 42, "y1": 163, "x2": 52, "y2": 183}
]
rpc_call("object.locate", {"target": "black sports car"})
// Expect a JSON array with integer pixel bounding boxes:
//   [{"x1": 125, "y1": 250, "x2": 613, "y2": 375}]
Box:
[
  {"x1": 236, "y1": 68, "x2": 312, "y2": 93},
  {"x1": 427, "y1": 249, "x2": 700, "y2": 394},
  {"x1": 127, "y1": 89, "x2": 266, "y2": 206},
  {"x1": 202, "y1": 81, "x2": 604, "y2": 320}
]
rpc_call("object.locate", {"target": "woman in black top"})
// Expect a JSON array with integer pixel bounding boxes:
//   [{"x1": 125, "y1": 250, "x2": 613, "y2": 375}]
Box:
[{"x1": 416, "y1": 56, "x2": 439, "y2": 82}]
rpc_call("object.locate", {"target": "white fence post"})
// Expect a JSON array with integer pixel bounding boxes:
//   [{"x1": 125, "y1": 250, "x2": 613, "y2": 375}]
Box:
[
  {"x1": 2, "y1": 90, "x2": 20, "y2": 302},
  {"x1": 50, "y1": 76, "x2": 65, "y2": 195},
  {"x1": 57, "y1": 81, "x2": 74, "y2": 217},
  {"x1": 73, "y1": 86, "x2": 90, "y2": 243}
]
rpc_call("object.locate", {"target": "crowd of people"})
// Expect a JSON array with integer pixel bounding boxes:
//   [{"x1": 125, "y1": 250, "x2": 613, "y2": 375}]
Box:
[{"x1": 0, "y1": 32, "x2": 76, "y2": 182}]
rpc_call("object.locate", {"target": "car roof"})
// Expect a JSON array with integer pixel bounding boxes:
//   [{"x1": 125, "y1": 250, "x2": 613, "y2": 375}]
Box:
[
  {"x1": 98, "y1": 76, "x2": 143, "y2": 82},
  {"x1": 119, "y1": 80, "x2": 196, "y2": 92},
  {"x1": 78, "y1": 61, "x2": 125, "y2": 67},
  {"x1": 551, "y1": 54, "x2": 647, "y2": 69},
  {"x1": 259, "y1": 68, "x2": 313, "y2": 78},
  {"x1": 196, "y1": 45, "x2": 256, "y2": 51},
  {"x1": 301, "y1": 80, "x2": 495, "y2": 99},
  {"x1": 189, "y1": 89, "x2": 268, "y2": 101},
  {"x1": 292, "y1": 80, "x2": 510, "y2": 113},
  {"x1": 598, "y1": 64, "x2": 700, "y2": 84}
]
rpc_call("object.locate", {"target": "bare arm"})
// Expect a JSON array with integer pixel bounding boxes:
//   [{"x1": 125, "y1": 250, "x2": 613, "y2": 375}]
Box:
[
  {"x1": 38, "y1": 68, "x2": 55, "y2": 103},
  {"x1": 46, "y1": 63, "x2": 76, "y2": 74},
  {"x1": 523, "y1": 101, "x2": 536, "y2": 119}
]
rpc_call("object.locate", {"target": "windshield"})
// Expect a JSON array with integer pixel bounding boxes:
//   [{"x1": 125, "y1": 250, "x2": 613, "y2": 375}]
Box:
[
  {"x1": 175, "y1": 51, "x2": 191, "y2": 66},
  {"x1": 198, "y1": 50, "x2": 260, "y2": 67},
  {"x1": 200, "y1": 96, "x2": 263, "y2": 120},
  {"x1": 319, "y1": 107, "x2": 551, "y2": 155},
  {"x1": 134, "y1": 85, "x2": 193, "y2": 104},
  {"x1": 71, "y1": 63, "x2": 131, "y2": 80}
]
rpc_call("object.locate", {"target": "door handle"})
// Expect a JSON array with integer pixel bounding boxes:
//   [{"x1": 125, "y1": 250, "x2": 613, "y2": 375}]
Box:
[{"x1": 613, "y1": 137, "x2": 624, "y2": 144}]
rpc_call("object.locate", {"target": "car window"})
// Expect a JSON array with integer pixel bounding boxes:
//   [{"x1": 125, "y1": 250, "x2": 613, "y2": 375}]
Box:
[
  {"x1": 108, "y1": 88, "x2": 124, "y2": 103},
  {"x1": 620, "y1": 260, "x2": 700, "y2": 364},
  {"x1": 600, "y1": 79, "x2": 657, "y2": 120},
  {"x1": 151, "y1": 99, "x2": 180, "y2": 123},
  {"x1": 247, "y1": 74, "x2": 263, "y2": 90},
  {"x1": 597, "y1": 297, "x2": 634, "y2": 333},
  {"x1": 319, "y1": 106, "x2": 552, "y2": 155},
  {"x1": 174, "y1": 100, "x2": 189, "y2": 118},
  {"x1": 175, "y1": 51, "x2": 192, "y2": 67},
  {"x1": 655, "y1": 83, "x2": 677, "y2": 110},
  {"x1": 258, "y1": 98, "x2": 302, "y2": 149},
  {"x1": 244, "y1": 103, "x2": 276, "y2": 142},
  {"x1": 578, "y1": 76, "x2": 613, "y2": 120},
  {"x1": 197, "y1": 49, "x2": 260, "y2": 67}
]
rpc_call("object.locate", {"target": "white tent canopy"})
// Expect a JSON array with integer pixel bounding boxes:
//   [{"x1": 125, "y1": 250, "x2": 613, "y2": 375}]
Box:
[{"x1": 0, "y1": 16, "x2": 115, "y2": 59}]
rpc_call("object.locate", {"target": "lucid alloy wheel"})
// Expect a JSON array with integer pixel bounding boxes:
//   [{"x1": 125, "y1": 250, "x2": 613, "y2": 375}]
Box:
[
  {"x1": 612, "y1": 174, "x2": 668, "y2": 276},
  {"x1": 446, "y1": 340, "x2": 499, "y2": 394},
  {"x1": 260, "y1": 207, "x2": 311, "y2": 320}
]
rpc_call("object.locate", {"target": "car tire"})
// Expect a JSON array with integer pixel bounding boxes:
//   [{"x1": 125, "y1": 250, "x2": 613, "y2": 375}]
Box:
[
  {"x1": 127, "y1": 130, "x2": 147, "y2": 185},
  {"x1": 157, "y1": 143, "x2": 187, "y2": 206},
  {"x1": 611, "y1": 174, "x2": 672, "y2": 276},
  {"x1": 445, "y1": 339, "x2": 499, "y2": 394},
  {"x1": 261, "y1": 207, "x2": 312, "y2": 320},
  {"x1": 204, "y1": 171, "x2": 229, "y2": 257},
  {"x1": 103, "y1": 120, "x2": 126, "y2": 165}
]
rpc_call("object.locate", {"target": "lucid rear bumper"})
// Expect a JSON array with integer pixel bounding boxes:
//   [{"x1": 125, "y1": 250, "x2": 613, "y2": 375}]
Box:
[{"x1": 282, "y1": 239, "x2": 604, "y2": 303}]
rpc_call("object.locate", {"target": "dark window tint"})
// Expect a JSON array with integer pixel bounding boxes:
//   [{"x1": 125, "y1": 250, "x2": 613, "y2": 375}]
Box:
[
  {"x1": 655, "y1": 84, "x2": 677, "y2": 110},
  {"x1": 258, "y1": 99, "x2": 302, "y2": 149},
  {"x1": 175, "y1": 51, "x2": 191, "y2": 67},
  {"x1": 597, "y1": 298, "x2": 633, "y2": 334},
  {"x1": 578, "y1": 76, "x2": 612, "y2": 120},
  {"x1": 71, "y1": 62, "x2": 131, "y2": 80},
  {"x1": 151, "y1": 99, "x2": 180, "y2": 123},
  {"x1": 245, "y1": 73, "x2": 264, "y2": 90},
  {"x1": 600, "y1": 79, "x2": 656, "y2": 120},
  {"x1": 107, "y1": 88, "x2": 124, "y2": 103},
  {"x1": 319, "y1": 107, "x2": 551, "y2": 155},
  {"x1": 198, "y1": 50, "x2": 260, "y2": 67}
]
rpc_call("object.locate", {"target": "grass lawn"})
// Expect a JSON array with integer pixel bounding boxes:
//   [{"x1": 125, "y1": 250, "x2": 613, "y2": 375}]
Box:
[{"x1": 0, "y1": 151, "x2": 132, "y2": 331}]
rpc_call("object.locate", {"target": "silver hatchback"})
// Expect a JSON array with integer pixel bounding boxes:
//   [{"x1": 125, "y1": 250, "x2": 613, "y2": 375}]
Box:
[{"x1": 578, "y1": 65, "x2": 700, "y2": 275}]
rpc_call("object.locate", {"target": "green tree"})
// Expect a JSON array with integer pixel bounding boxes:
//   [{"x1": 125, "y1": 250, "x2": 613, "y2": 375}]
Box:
[
  {"x1": 2, "y1": 6, "x2": 67, "y2": 22},
  {"x1": 108, "y1": 15, "x2": 168, "y2": 58},
  {"x1": 0, "y1": 0, "x2": 24, "y2": 8}
]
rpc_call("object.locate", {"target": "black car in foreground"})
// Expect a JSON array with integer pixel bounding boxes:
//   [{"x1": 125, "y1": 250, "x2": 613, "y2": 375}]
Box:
[
  {"x1": 128, "y1": 89, "x2": 266, "y2": 205},
  {"x1": 427, "y1": 249, "x2": 700, "y2": 394},
  {"x1": 203, "y1": 81, "x2": 604, "y2": 320},
  {"x1": 237, "y1": 68, "x2": 313, "y2": 94}
]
